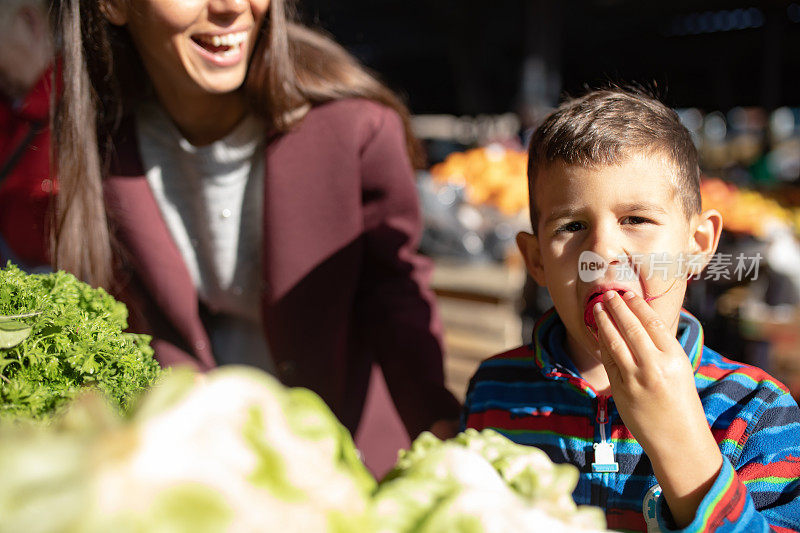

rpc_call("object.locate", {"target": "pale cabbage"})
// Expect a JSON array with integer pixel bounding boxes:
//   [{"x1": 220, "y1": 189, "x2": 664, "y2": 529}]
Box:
[
  {"x1": 373, "y1": 429, "x2": 608, "y2": 533},
  {"x1": 0, "y1": 366, "x2": 375, "y2": 533}
]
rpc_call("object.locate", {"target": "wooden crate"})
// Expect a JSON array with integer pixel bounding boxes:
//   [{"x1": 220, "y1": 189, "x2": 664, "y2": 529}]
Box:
[{"x1": 430, "y1": 259, "x2": 526, "y2": 401}]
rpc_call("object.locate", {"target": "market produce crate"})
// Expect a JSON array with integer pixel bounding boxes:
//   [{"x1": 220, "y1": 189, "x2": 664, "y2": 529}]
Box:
[
  {"x1": 738, "y1": 303, "x2": 800, "y2": 401},
  {"x1": 431, "y1": 258, "x2": 526, "y2": 400}
]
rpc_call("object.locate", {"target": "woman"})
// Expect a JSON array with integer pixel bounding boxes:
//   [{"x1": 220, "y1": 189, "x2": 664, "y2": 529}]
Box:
[{"x1": 50, "y1": 0, "x2": 460, "y2": 467}]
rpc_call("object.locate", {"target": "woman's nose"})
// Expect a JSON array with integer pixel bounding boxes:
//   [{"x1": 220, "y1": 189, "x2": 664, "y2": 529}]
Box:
[{"x1": 208, "y1": 0, "x2": 248, "y2": 17}]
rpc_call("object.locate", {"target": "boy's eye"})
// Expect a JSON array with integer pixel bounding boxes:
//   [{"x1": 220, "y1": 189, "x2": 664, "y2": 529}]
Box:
[
  {"x1": 621, "y1": 216, "x2": 652, "y2": 225},
  {"x1": 557, "y1": 221, "x2": 585, "y2": 233}
]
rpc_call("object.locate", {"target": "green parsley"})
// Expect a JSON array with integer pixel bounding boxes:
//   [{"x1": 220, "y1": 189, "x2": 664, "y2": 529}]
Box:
[{"x1": 0, "y1": 263, "x2": 161, "y2": 421}]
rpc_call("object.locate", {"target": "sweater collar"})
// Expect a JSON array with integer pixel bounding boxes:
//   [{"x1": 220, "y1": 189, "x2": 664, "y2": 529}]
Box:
[{"x1": 532, "y1": 307, "x2": 704, "y2": 378}]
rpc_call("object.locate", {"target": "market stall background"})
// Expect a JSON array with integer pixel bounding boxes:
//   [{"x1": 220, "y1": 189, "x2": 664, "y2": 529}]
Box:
[{"x1": 295, "y1": 0, "x2": 800, "y2": 408}]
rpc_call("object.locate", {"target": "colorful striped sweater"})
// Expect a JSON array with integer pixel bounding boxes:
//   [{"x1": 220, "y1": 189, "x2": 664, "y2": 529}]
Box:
[{"x1": 461, "y1": 308, "x2": 800, "y2": 532}]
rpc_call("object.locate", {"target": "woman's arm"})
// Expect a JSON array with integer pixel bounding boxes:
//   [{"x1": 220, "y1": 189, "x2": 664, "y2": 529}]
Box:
[{"x1": 355, "y1": 103, "x2": 461, "y2": 438}]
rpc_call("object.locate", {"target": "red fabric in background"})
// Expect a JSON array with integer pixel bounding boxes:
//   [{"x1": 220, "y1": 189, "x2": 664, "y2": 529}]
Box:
[{"x1": 0, "y1": 67, "x2": 55, "y2": 268}]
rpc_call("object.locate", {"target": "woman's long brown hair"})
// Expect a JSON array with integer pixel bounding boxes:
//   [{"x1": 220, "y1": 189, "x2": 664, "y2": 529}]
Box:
[{"x1": 50, "y1": 0, "x2": 423, "y2": 288}]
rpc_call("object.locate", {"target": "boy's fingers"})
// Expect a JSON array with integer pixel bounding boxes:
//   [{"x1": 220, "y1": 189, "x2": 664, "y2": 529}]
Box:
[
  {"x1": 601, "y1": 290, "x2": 656, "y2": 366},
  {"x1": 599, "y1": 343, "x2": 623, "y2": 387},
  {"x1": 594, "y1": 302, "x2": 636, "y2": 376},
  {"x1": 621, "y1": 291, "x2": 674, "y2": 351}
]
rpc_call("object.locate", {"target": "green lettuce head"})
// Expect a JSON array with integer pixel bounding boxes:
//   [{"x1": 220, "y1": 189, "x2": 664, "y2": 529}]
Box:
[{"x1": 374, "y1": 429, "x2": 607, "y2": 533}]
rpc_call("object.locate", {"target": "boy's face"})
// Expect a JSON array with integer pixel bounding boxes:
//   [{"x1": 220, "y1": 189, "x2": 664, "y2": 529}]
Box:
[{"x1": 517, "y1": 154, "x2": 721, "y2": 368}]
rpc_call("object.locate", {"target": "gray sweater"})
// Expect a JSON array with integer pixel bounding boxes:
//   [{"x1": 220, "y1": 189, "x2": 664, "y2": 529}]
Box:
[{"x1": 136, "y1": 101, "x2": 273, "y2": 372}]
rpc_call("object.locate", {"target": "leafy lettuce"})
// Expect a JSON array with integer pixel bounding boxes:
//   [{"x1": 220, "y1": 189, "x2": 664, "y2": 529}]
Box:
[
  {"x1": 0, "y1": 264, "x2": 160, "y2": 420},
  {"x1": 373, "y1": 429, "x2": 607, "y2": 532}
]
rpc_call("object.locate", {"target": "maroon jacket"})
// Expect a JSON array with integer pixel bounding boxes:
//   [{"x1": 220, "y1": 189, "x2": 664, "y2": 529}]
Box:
[{"x1": 104, "y1": 98, "x2": 461, "y2": 437}]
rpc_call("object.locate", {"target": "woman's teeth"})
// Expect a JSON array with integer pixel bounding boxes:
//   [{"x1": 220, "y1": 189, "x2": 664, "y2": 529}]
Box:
[{"x1": 194, "y1": 31, "x2": 248, "y2": 52}]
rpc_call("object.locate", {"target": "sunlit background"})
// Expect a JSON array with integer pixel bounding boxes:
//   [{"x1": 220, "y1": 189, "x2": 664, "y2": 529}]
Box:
[{"x1": 301, "y1": 0, "x2": 800, "y2": 402}]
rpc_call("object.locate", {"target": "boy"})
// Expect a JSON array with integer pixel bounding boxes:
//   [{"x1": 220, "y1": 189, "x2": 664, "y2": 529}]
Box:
[{"x1": 462, "y1": 88, "x2": 800, "y2": 532}]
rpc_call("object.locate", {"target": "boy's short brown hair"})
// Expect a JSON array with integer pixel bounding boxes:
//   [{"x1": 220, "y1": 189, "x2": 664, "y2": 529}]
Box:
[{"x1": 527, "y1": 87, "x2": 701, "y2": 232}]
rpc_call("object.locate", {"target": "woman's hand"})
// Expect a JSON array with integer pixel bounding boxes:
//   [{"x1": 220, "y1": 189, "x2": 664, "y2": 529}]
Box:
[{"x1": 594, "y1": 290, "x2": 723, "y2": 528}]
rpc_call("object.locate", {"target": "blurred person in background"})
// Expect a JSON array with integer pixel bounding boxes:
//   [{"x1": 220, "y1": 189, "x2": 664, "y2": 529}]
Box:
[
  {"x1": 0, "y1": 0, "x2": 55, "y2": 270},
  {"x1": 48, "y1": 0, "x2": 460, "y2": 475}
]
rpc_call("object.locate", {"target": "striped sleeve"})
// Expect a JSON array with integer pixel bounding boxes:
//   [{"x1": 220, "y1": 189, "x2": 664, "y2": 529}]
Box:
[
  {"x1": 459, "y1": 378, "x2": 473, "y2": 432},
  {"x1": 657, "y1": 388, "x2": 800, "y2": 532}
]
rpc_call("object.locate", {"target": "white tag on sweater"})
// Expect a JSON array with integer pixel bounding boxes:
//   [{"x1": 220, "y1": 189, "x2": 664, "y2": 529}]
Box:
[{"x1": 592, "y1": 442, "x2": 619, "y2": 473}]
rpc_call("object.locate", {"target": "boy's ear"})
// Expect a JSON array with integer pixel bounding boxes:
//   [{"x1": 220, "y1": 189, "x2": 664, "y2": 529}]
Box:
[
  {"x1": 516, "y1": 231, "x2": 546, "y2": 286},
  {"x1": 689, "y1": 209, "x2": 723, "y2": 274},
  {"x1": 100, "y1": 0, "x2": 128, "y2": 26}
]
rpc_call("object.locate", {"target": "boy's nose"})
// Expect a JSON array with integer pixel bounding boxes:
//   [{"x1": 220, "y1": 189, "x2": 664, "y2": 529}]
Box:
[{"x1": 586, "y1": 226, "x2": 627, "y2": 266}]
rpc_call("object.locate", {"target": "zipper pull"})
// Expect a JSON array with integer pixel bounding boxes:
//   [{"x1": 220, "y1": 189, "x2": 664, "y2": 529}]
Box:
[
  {"x1": 596, "y1": 395, "x2": 608, "y2": 424},
  {"x1": 592, "y1": 395, "x2": 618, "y2": 473}
]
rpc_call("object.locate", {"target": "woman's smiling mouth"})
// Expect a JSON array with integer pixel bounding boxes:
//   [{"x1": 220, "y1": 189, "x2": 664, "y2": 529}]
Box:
[{"x1": 190, "y1": 31, "x2": 249, "y2": 65}]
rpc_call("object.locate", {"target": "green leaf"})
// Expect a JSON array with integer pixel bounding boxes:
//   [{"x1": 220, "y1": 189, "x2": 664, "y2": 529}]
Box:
[
  {"x1": 0, "y1": 318, "x2": 32, "y2": 349},
  {"x1": 242, "y1": 405, "x2": 307, "y2": 502},
  {"x1": 147, "y1": 483, "x2": 233, "y2": 532}
]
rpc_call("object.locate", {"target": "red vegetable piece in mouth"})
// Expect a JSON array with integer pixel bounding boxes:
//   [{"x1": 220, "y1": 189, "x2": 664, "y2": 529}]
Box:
[{"x1": 583, "y1": 290, "x2": 626, "y2": 331}]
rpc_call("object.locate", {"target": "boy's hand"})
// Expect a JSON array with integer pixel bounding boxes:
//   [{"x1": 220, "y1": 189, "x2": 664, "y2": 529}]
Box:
[{"x1": 594, "y1": 290, "x2": 723, "y2": 528}]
